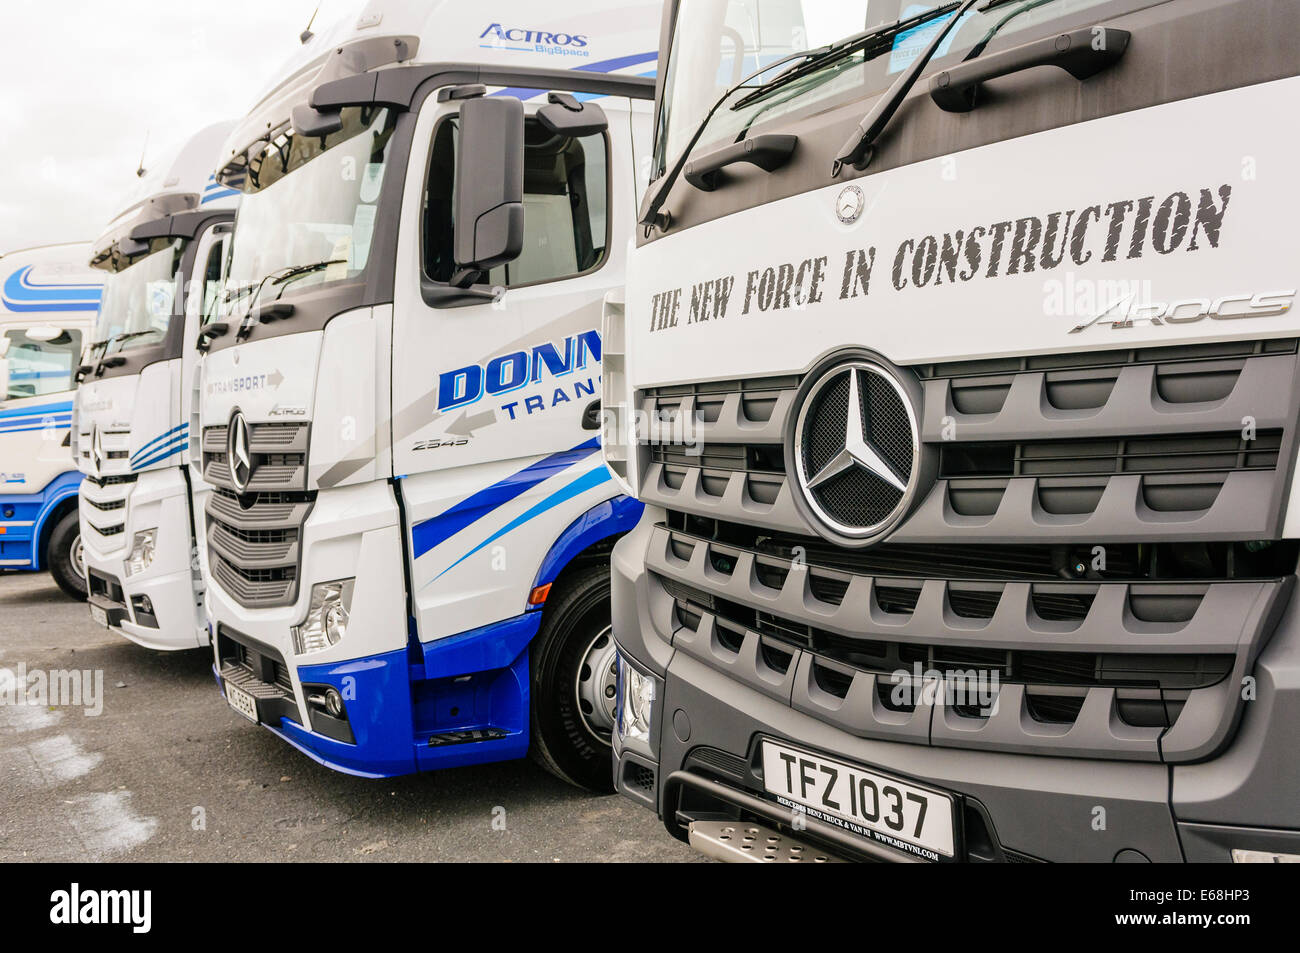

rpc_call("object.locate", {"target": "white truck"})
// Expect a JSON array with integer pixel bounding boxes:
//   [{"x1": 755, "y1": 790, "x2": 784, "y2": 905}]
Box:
[
  {"x1": 76, "y1": 122, "x2": 238, "y2": 649},
  {"x1": 606, "y1": 0, "x2": 1300, "y2": 862},
  {"x1": 0, "y1": 242, "x2": 103, "y2": 597},
  {"x1": 199, "y1": 0, "x2": 660, "y2": 788}
]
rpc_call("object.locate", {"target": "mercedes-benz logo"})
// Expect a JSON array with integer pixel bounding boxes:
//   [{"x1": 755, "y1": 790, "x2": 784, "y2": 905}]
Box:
[
  {"x1": 227, "y1": 411, "x2": 253, "y2": 493},
  {"x1": 90, "y1": 423, "x2": 104, "y2": 473},
  {"x1": 835, "y1": 184, "x2": 864, "y2": 224},
  {"x1": 790, "y1": 359, "x2": 920, "y2": 544}
]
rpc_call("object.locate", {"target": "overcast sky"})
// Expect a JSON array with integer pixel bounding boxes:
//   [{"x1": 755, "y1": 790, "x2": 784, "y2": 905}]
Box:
[{"x1": 0, "y1": 0, "x2": 353, "y2": 253}]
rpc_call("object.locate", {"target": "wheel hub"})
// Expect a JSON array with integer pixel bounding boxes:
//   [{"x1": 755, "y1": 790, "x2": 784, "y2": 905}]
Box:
[
  {"x1": 70, "y1": 534, "x2": 85, "y2": 579},
  {"x1": 575, "y1": 625, "x2": 618, "y2": 742}
]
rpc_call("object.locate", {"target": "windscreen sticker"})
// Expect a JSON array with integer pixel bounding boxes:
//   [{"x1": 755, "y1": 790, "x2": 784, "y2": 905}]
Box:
[
  {"x1": 349, "y1": 205, "x2": 377, "y2": 272},
  {"x1": 359, "y1": 164, "x2": 385, "y2": 204},
  {"x1": 889, "y1": 6, "x2": 974, "y2": 74}
]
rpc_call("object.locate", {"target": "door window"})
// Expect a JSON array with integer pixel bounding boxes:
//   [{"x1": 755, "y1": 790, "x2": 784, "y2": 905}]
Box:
[{"x1": 423, "y1": 116, "x2": 610, "y2": 290}]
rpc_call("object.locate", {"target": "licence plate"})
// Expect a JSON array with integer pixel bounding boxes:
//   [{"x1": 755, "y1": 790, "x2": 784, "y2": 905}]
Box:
[
  {"x1": 224, "y1": 680, "x2": 259, "y2": 723},
  {"x1": 90, "y1": 604, "x2": 108, "y2": 627},
  {"x1": 761, "y1": 740, "x2": 955, "y2": 860}
]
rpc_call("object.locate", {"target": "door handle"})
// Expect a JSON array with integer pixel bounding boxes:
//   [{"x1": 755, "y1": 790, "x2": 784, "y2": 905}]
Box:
[{"x1": 929, "y1": 26, "x2": 1130, "y2": 113}]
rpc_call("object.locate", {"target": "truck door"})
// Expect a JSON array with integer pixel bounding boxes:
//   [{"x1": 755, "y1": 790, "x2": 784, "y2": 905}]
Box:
[{"x1": 391, "y1": 91, "x2": 635, "y2": 642}]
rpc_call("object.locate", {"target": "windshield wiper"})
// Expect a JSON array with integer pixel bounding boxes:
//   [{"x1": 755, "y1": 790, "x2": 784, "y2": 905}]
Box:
[
  {"x1": 833, "y1": 0, "x2": 985, "y2": 174},
  {"x1": 269, "y1": 258, "x2": 346, "y2": 296},
  {"x1": 960, "y1": 0, "x2": 1061, "y2": 61},
  {"x1": 231, "y1": 258, "x2": 346, "y2": 340},
  {"x1": 638, "y1": 44, "x2": 847, "y2": 231},
  {"x1": 639, "y1": 4, "x2": 968, "y2": 232},
  {"x1": 730, "y1": 2, "x2": 964, "y2": 112}
]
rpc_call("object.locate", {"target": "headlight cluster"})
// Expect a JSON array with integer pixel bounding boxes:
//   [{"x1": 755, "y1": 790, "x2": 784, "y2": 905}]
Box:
[
  {"x1": 292, "y1": 578, "x2": 355, "y2": 655},
  {"x1": 123, "y1": 528, "x2": 157, "y2": 577},
  {"x1": 616, "y1": 652, "x2": 655, "y2": 743}
]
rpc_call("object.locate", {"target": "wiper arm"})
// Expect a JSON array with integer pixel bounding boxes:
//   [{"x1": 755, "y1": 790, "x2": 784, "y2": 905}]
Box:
[
  {"x1": 961, "y1": 0, "x2": 1060, "y2": 61},
  {"x1": 833, "y1": 0, "x2": 984, "y2": 175},
  {"x1": 639, "y1": 5, "x2": 975, "y2": 233},
  {"x1": 233, "y1": 259, "x2": 344, "y2": 340},
  {"x1": 730, "y1": 2, "x2": 963, "y2": 112},
  {"x1": 638, "y1": 45, "x2": 843, "y2": 232}
]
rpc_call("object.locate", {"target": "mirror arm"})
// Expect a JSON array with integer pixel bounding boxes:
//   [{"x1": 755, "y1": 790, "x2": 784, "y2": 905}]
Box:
[{"x1": 420, "y1": 277, "x2": 499, "y2": 310}]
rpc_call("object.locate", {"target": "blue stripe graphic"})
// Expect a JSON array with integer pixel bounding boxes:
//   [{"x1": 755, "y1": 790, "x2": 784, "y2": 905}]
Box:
[
  {"x1": 0, "y1": 401, "x2": 73, "y2": 420},
  {"x1": 409, "y1": 438, "x2": 599, "y2": 559},
  {"x1": 432, "y1": 465, "x2": 613, "y2": 582},
  {"x1": 130, "y1": 423, "x2": 188, "y2": 463},
  {"x1": 491, "y1": 50, "x2": 658, "y2": 100},
  {"x1": 132, "y1": 438, "x2": 188, "y2": 470},
  {"x1": 0, "y1": 421, "x2": 72, "y2": 435},
  {"x1": 3, "y1": 266, "x2": 103, "y2": 312}
]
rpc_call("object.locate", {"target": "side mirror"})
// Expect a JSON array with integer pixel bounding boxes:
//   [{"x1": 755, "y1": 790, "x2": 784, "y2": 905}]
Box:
[
  {"x1": 537, "y1": 93, "x2": 608, "y2": 138},
  {"x1": 0, "y1": 357, "x2": 9, "y2": 401},
  {"x1": 453, "y1": 95, "x2": 524, "y2": 285}
]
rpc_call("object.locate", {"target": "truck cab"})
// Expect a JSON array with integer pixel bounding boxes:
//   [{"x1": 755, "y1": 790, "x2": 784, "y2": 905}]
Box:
[
  {"x1": 76, "y1": 122, "x2": 238, "y2": 649},
  {"x1": 0, "y1": 242, "x2": 102, "y2": 597},
  {"x1": 606, "y1": 0, "x2": 1300, "y2": 862},
  {"x1": 201, "y1": 0, "x2": 661, "y2": 788}
]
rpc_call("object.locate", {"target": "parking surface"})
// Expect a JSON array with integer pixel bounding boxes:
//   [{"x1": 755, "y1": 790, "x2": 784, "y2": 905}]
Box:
[{"x1": 0, "y1": 571, "x2": 698, "y2": 862}]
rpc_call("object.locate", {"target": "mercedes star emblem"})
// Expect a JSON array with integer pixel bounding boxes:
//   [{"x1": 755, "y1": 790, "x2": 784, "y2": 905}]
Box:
[
  {"x1": 791, "y1": 359, "x2": 920, "y2": 544},
  {"x1": 835, "y1": 184, "x2": 864, "y2": 224},
  {"x1": 227, "y1": 412, "x2": 253, "y2": 493}
]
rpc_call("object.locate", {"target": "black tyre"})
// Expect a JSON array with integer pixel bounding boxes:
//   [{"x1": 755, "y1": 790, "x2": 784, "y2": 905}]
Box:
[
  {"x1": 530, "y1": 563, "x2": 619, "y2": 792},
  {"x1": 47, "y1": 508, "x2": 87, "y2": 600}
]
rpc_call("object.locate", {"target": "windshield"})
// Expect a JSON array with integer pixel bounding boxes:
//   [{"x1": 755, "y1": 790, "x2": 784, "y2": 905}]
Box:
[
  {"x1": 222, "y1": 105, "x2": 399, "y2": 317},
  {"x1": 92, "y1": 241, "x2": 185, "y2": 355},
  {"x1": 655, "y1": 0, "x2": 1118, "y2": 177}
]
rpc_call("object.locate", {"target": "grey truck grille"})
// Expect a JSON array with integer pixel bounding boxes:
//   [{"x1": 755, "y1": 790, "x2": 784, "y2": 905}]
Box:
[
  {"x1": 635, "y1": 339, "x2": 1300, "y2": 762},
  {"x1": 201, "y1": 421, "x2": 313, "y2": 608}
]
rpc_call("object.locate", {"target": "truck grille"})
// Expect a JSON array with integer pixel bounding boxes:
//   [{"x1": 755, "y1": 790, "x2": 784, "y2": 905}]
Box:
[
  {"x1": 637, "y1": 339, "x2": 1300, "y2": 542},
  {"x1": 201, "y1": 421, "x2": 312, "y2": 608},
  {"x1": 201, "y1": 421, "x2": 309, "y2": 492},
  {"x1": 79, "y1": 472, "x2": 136, "y2": 545},
  {"x1": 205, "y1": 488, "x2": 314, "y2": 607},
  {"x1": 635, "y1": 339, "x2": 1300, "y2": 762}
]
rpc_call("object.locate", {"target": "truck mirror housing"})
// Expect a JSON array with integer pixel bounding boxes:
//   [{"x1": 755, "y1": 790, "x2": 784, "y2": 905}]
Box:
[
  {"x1": 453, "y1": 95, "x2": 524, "y2": 284},
  {"x1": 291, "y1": 101, "x2": 344, "y2": 138},
  {"x1": 24, "y1": 325, "x2": 63, "y2": 342},
  {"x1": 537, "y1": 93, "x2": 608, "y2": 138}
]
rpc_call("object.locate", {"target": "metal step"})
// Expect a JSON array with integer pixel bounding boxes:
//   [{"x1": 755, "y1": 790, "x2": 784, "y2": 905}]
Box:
[{"x1": 688, "y1": 820, "x2": 844, "y2": 863}]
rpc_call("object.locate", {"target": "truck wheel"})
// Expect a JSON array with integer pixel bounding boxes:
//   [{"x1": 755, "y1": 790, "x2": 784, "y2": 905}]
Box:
[
  {"x1": 47, "y1": 508, "x2": 87, "y2": 600},
  {"x1": 530, "y1": 563, "x2": 618, "y2": 792}
]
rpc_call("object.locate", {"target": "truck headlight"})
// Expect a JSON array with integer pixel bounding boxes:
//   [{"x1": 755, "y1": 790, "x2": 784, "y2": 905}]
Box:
[
  {"x1": 616, "y1": 652, "x2": 655, "y2": 743},
  {"x1": 123, "y1": 528, "x2": 157, "y2": 577},
  {"x1": 292, "y1": 578, "x2": 355, "y2": 655}
]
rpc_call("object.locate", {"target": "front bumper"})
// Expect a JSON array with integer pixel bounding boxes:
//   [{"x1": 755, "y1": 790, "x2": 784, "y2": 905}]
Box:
[
  {"x1": 611, "y1": 508, "x2": 1300, "y2": 863},
  {"x1": 81, "y1": 468, "x2": 205, "y2": 650},
  {"x1": 205, "y1": 481, "x2": 416, "y2": 777}
]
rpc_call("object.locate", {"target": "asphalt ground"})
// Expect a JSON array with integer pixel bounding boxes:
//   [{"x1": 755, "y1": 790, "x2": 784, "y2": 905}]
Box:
[{"x1": 0, "y1": 570, "x2": 699, "y2": 862}]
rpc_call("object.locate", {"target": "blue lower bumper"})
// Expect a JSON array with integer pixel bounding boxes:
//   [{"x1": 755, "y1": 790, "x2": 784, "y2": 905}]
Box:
[{"x1": 218, "y1": 613, "x2": 542, "y2": 778}]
